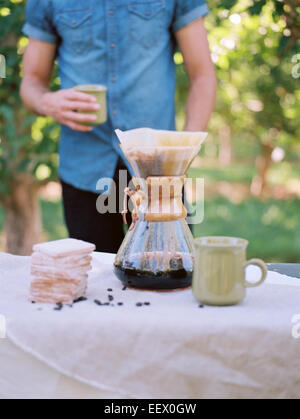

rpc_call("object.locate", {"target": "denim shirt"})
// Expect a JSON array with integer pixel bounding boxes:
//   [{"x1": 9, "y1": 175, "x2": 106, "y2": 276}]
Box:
[{"x1": 23, "y1": 0, "x2": 209, "y2": 193}]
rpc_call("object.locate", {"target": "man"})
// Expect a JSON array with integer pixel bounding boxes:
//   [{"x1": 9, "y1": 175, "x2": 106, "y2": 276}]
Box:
[{"x1": 21, "y1": 0, "x2": 217, "y2": 253}]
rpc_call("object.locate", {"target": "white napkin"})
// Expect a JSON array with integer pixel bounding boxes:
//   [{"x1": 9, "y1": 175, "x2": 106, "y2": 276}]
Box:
[{"x1": 0, "y1": 252, "x2": 300, "y2": 399}]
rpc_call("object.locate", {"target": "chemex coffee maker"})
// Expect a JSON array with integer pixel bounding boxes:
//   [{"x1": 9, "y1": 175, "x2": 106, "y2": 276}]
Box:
[{"x1": 114, "y1": 128, "x2": 207, "y2": 290}]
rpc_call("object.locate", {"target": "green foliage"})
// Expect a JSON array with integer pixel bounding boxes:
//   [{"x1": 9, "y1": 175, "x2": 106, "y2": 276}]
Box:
[
  {"x1": 177, "y1": 0, "x2": 300, "y2": 158},
  {"x1": 0, "y1": 0, "x2": 59, "y2": 199},
  {"x1": 248, "y1": 0, "x2": 268, "y2": 16},
  {"x1": 0, "y1": 0, "x2": 299, "y2": 260},
  {"x1": 215, "y1": 0, "x2": 299, "y2": 53},
  {"x1": 1, "y1": 0, "x2": 299, "y2": 198}
]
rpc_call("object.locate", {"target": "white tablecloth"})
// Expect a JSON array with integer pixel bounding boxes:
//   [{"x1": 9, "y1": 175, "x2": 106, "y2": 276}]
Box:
[{"x1": 0, "y1": 252, "x2": 300, "y2": 399}]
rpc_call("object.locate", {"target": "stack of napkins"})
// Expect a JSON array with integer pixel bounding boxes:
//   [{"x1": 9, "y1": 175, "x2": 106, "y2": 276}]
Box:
[{"x1": 30, "y1": 239, "x2": 96, "y2": 305}]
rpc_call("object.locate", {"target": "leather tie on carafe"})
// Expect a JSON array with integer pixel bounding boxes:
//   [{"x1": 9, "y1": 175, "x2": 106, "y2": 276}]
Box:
[{"x1": 122, "y1": 176, "x2": 187, "y2": 230}]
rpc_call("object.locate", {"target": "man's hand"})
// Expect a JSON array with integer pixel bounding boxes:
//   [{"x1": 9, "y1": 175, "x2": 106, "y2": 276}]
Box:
[
  {"x1": 21, "y1": 38, "x2": 98, "y2": 132},
  {"x1": 40, "y1": 89, "x2": 100, "y2": 132}
]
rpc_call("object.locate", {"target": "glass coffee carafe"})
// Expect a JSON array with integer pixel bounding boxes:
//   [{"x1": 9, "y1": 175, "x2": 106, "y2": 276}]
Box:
[{"x1": 114, "y1": 128, "x2": 207, "y2": 290}]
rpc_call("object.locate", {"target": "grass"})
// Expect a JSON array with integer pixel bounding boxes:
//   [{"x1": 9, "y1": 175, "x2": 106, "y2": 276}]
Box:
[
  {"x1": 40, "y1": 200, "x2": 68, "y2": 241},
  {"x1": 0, "y1": 199, "x2": 67, "y2": 249},
  {"x1": 1, "y1": 196, "x2": 299, "y2": 263},
  {"x1": 189, "y1": 162, "x2": 300, "y2": 262},
  {"x1": 193, "y1": 197, "x2": 300, "y2": 263},
  {"x1": 189, "y1": 164, "x2": 256, "y2": 183},
  {"x1": 0, "y1": 160, "x2": 299, "y2": 263},
  {"x1": 190, "y1": 161, "x2": 300, "y2": 189}
]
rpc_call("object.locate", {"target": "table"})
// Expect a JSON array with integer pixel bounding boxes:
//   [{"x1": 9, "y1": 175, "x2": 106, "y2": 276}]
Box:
[
  {"x1": 0, "y1": 252, "x2": 300, "y2": 399},
  {"x1": 268, "y1": 264, "x2": 300, "y2": 279}
]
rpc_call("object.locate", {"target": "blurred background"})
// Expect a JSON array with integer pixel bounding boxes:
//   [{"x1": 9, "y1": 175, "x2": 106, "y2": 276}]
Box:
[{"x1": 0, "y1": 0, "x2": 299, "y2": 261}]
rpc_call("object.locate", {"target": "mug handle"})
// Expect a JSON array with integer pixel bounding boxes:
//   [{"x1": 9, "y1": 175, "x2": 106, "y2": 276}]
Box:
[{"x1": 243, "y1": 259, "x2": 268, "y2": 288}]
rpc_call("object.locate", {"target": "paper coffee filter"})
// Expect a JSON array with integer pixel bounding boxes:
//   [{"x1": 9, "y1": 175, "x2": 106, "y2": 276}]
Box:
[
  {"x1": 155, "y1": 130, "x2": 207, "y2": 147},
  {"x1": 115, "y1": 128, "x2": 207, "y2": 148},
  {"x1": 116, "y1": 128, "x2": 208, "y2": 177},
  {"x1": 115, "y1": 128, "x2": 154, "y2": 147}
]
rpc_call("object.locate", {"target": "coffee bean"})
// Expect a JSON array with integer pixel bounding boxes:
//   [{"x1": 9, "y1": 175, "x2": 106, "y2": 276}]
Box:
[
  {"x1": 54, "y1": 302, "x2": 63, "y2": 311},
  {"x1": 74, "y1": 297, "x2": 87, "y2": 304},
  {"x1": 94, "y1": 300, "x2": 102, "y2": 306},
  {"x1": 136, "y1": 303, "x2": 143, "y2": 307},
  {"x1": 122, "y1": 286, "x2": 127, "y2": 291},
  {"x1": 107, "y1": 288, "x2": 113, "y2": 292},
  {"x1": 108, "y1": 295, "x2": 114, "y2": 302},
  {"x1": 144, "y1": 302, "x2": 150, "y2": 306},
  {"x1": 199, "y1": 304, "x2": 205, "y2": 309},
  {"x1": 118, "y1": 302, "x2": 124, "y2": 306}
]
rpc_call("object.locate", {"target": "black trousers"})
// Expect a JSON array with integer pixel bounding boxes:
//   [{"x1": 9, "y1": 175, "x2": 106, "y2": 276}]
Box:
[{"x1": 61, "y1": 160, "x2": 128, "y2": 254}]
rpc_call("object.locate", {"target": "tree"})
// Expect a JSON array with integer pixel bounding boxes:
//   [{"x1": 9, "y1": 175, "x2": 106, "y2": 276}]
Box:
[
  {"x1": 177, "y1": 0, "x2": 300, "y2": 194},
  {"x1": 0, "y1": 0, "x2": 59, "y2": 255},
  {"x1": 0, "y1": 0, "x2": 299, "y2": 256},
  {"x1": 212, "y1": 0, "x2": 299, "y2": 195}
]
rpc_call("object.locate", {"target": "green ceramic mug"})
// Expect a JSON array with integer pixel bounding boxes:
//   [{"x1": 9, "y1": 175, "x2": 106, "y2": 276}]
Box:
[
  {"x1": 74, "y1": 84, "x2": 107, "y2": 126},
  {"x1": 193, "y1": 237, "x2": 267, "y2": 306}
]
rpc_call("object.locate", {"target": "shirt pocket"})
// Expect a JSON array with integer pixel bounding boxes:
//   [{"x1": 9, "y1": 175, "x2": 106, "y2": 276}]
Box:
[
  {"x1": 56, "y1": 9, "x2": 93, "y2": 55},
  {"x1": 129, "y1": 1, "x2": 166, "y2": 49}
]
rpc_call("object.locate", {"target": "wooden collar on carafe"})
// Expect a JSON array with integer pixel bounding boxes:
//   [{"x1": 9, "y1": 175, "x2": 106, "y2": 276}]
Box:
[{"x1": 133, "y1": 176, "x2": 187, "y2": 222}]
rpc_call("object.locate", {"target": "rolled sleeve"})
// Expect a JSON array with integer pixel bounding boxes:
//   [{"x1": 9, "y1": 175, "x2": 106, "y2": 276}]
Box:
[
  {"x1": 22, "y1": 0, "x2": 58, "y2": 44},
  {"x1": 23, "y1": 22, "x2": 57, "y2": 44},
  {"x1": 173, "y1": 1, "x2": 210, "y2": 33}
]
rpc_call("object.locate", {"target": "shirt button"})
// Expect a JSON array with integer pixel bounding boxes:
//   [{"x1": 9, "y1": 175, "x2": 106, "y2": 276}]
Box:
[
  {"x1": 72, "y1": 20, "x2": 77, "y2": 25},
  {"x1": 111, "y1": 77, "x2": 117, "y2": 83},
  {"x1": 112, "y1": 110, "x2": 117, "y2": 115},
  {"x1": 108, "y1": 10, "x2": 114, "y2": 15},
  {"x1": 110, "y1": 43, "x2": 116, "y2": 49}
]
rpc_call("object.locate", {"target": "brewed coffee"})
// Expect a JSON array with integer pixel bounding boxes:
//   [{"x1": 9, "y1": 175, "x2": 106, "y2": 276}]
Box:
[
  {"x1": 114, "y1": 128, "x2": 207, "y2": 290},
  {"x1": 124, "y1": 147, "x2": 195, "y2": 178},
  {"x1": 114, "y1": 251, "x2": 193, "y2": 290}
]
